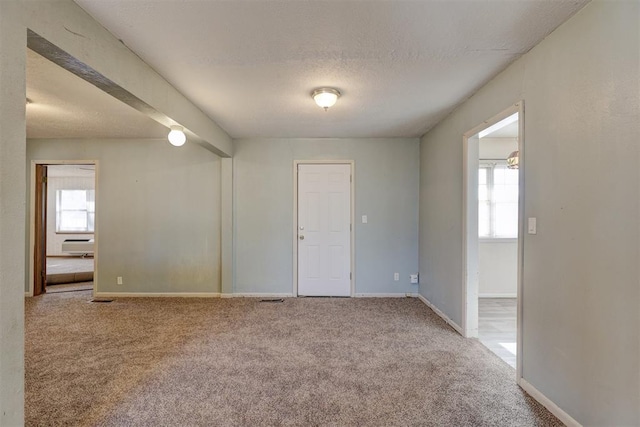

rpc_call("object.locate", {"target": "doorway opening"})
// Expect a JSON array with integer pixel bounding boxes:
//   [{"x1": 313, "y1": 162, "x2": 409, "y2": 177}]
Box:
[
  {"x1": 463, "y1": 102, "x2": 524, "y2": 377},
  {"x1": 30, "y1": 161, "x2": 98, "y2": 296},
  {"x1": 293, "y1": 161, "x2": 355, "y2": 297}
]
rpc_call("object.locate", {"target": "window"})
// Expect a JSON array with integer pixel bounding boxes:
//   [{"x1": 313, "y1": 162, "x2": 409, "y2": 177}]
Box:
[
  {"x1": 56, "y1": 190, "x2": 95, "y2": 233},
  {"x1": 479, "y1": 162, "x2": 518, "y2": 238}
]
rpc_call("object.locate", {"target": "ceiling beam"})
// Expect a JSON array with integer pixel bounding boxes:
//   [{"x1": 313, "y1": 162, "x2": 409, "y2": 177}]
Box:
[{"x1": 24, "y1": 0, "x2": 232, "y2": 157}]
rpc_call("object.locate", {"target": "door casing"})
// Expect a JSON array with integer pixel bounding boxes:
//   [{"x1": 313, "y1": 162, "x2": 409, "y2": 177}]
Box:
[
  {"x1": 462, "y1": 101, "x2": 525, "y2": 382},
  {"x1": 293, "y1": 160, "x2": 355, "y2": 297},
  {"x1": 27, "y1": 160, "x2": 99, "y2": 297},
  {"x1": 33, "y1": 164, "x2": 47, "y2": 296}
]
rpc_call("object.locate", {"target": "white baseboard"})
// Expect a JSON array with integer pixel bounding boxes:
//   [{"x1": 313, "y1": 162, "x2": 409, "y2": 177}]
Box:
[
  {"x1": 220, "y1": 294, "x2": 234, "y2": 299},
  {"x1": 354, "y1": 293, "x2": 417, "y2": 298},
  {"x1": 417, "y1": 294, "x2": 464, "y2": 335},
  {"x1": 25, "y1": 291, "x2": 33, "y2": 297},
  {"x1": 479, "y1": 293, "x2": 517, "y2": 298},
  {"x1": 94, "y1": 292, "x2": 221, "y2": 298},
  {"x1": 519, "y1": 378, "x2": 581, "y2": 427},
  {"x1": 232, "y1": 293, "x2": 293, "y2": 298}
]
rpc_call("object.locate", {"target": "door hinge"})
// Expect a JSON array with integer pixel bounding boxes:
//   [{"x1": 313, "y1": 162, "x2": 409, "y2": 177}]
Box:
[
  {"x1": 350, "y1": 224, "x2": 352, "y2": 231},
  {"x1": 350, "y1": 175, "x2": 352, "y2": 182},
  {"x1": 42, "y1": 176, "x2": 47, "y2": 183},
  {"x1": 350, "y1": 272, "x2": 352, "y2": 280}
]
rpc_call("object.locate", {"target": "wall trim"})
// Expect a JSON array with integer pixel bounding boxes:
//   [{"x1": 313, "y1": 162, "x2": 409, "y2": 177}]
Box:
[
  {"x1": 94, "y1": 292, "x2": 221, "y2": 298},
  {"x1": 233, "y1": 293, "x2": 294, "y2": 298},
  {"x1": 479, "y1": 293, "x2": 517, "y2": 298},
  {"x1": 417, "y1": 294, "x2": 464, "y2": 335},
  {"x1": 518, "y1": 378, "x2": 582, "y2": 427},
  {"x1": 355, "y1": 293, "x2": 417, "y2": 298}
]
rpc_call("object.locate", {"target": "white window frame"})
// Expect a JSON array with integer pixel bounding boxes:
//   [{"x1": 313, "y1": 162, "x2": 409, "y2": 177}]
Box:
[
  {"x1": 56, "y1": 189, "x2": 95, "y2": 233},
  {"x1": 479, "y1": 160, "x2": 518, "y2": 241}
]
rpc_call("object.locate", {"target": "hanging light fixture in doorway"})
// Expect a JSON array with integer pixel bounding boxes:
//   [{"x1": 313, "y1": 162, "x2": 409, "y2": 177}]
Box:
[{"x1": 507, "y1": 150, "x2": 519, "y2": 169}]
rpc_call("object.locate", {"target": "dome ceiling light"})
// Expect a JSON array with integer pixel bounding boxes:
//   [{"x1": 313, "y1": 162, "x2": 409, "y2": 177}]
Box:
[
  {"x1": 168, "y1": 125, "x2": 187, "y2": 147},
  {"x1": 311, "y1": 88, "x2": 341, "y2": 111}
]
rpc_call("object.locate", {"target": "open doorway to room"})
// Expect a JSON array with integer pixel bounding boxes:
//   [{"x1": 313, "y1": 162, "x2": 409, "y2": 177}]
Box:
[
  {"x1": 463, "y1": 103, "x2": 524, "y2": 376},
  {"x1": 31, "y1": 162, "x2": 97, "y2": 296},
  {"x1": 43, "y1": 164, "x2": 96, "y2": 294}
]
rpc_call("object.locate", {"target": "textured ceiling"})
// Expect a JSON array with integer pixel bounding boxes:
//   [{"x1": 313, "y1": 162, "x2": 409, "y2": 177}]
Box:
[
  {"x1": 26, "y1": 49, "x2": 168, "y2": 139},
  {"x1": 73, "y1": 0, "x2": 588, "y2": 139}
]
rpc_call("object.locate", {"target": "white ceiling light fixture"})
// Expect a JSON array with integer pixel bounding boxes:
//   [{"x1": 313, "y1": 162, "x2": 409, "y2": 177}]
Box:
[
  {"x1": 167, "y1": 125, "x2": 186, "y2": 147},
  {"x1": 312, "y1": 88, "x2": 341, "y2": 111}
]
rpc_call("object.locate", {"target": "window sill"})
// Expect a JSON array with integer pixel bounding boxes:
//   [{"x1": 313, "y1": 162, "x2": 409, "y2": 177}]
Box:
[
  {"x1": 479, "y1": 237, "x2": 518, "y2": 243},
  {"x1": 56, "y1": 231, "x2": 94, "y2": 235}
]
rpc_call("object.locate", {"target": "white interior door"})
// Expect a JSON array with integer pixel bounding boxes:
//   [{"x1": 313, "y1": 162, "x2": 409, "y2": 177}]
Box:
[{"x1": 297, "y1": 164, "x2": 351, "y2": 297}]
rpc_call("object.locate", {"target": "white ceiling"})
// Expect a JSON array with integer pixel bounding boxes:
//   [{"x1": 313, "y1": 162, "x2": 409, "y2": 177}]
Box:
[
  {"x1": 27, "y1": 1, "x2": 587, "y2": 141},
  {"x1": 26, "y1": 49, "x2": 168, "y2": 139},
  {"x1": 71, "y1": 0, "x2": 587, "y2": 139}
]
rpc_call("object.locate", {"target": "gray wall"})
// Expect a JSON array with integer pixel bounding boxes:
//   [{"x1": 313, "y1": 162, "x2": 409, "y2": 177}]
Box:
[
  {"x1": 0, "y1": 1, "x2": 26, "y2": 422},
  {"x1": 234, "y1": 138, "x2": 419, "y2": 295},
  {"x1": 28, "y1": 139, "x2": 222, "y2": 294},
  {"x1": 419, "y1": 1, "x2": 639, "y2": 425}
]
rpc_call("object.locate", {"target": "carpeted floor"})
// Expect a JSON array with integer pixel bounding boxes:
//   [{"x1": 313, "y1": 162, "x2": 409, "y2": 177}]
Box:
[{"x1": 25, "y1": 293, "x2": 562, "y2": 426}]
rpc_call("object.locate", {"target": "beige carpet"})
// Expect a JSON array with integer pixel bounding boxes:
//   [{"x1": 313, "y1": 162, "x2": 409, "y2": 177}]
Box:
[{"x1": 25, "y1": 293, "x2": 562, "y2": 426}]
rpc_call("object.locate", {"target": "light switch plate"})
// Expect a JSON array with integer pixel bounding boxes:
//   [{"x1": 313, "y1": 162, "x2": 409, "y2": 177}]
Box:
[
  {"x1": 362, "y1": 215, "x2": 368, "y2": 224},
  {"x1": 528, "y1": 217, "x2": 537, "y2": 234}
]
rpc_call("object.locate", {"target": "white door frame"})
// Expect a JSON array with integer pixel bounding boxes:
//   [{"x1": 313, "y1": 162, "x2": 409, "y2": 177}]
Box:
[
  {"x1": 27, "y1": 160, "x2": 100, "y2": 297},
  {"x1": 462, "y1": 101, "x2": 524, "y2": 381},
  {"x1": 293, "y1": 160, "x2": 355, "y2": 297}
]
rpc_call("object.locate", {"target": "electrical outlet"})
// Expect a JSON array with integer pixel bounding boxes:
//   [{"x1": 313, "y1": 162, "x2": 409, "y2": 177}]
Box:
[
  {"x1": 117, "y1": 276, "x2": 123, "y2": 285},
  {"x1": 410, "y1": 274, "x2": 419, "y2": 284},
  {"x1": 394, "y1": 272, "x2": 399, "y2": 281}
]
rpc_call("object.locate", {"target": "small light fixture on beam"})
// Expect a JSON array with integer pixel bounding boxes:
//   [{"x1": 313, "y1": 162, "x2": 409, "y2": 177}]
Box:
[
  {"x1": 312, "y1": 88, "x2": 341, "y2": 111},
  {"x1": 168, "y1": 125, "x2": 186, "y2": 147}
]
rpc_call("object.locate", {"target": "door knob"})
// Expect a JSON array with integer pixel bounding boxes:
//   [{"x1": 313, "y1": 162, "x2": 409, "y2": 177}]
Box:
[{"x1": 299, "y1": 235, "x2": 305, "y2": 240}]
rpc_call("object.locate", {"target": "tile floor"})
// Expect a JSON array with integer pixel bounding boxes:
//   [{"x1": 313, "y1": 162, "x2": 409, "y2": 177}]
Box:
[{"x1": 478, "y1": 298, "x2": 517, "y2": 368}]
